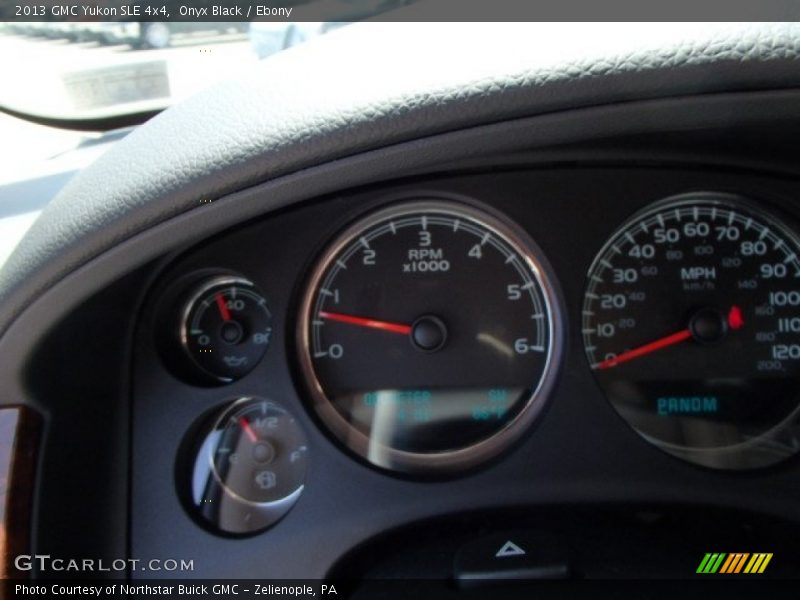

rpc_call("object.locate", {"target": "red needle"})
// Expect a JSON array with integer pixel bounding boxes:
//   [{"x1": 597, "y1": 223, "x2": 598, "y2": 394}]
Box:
[
  {"x1": 595, "y1": 329, "x2": 692, "y2": 370},
  {"x1": 728, "y1": 305, "x2": 745, "y2": 330},
  {"x1": 239, "y1": 417, "x2": 258, "y2": 443},
  {"x1": 596, "y1": 305, "x2": 745, "y2": 370},
  {"x1": 215, "y1": 292, "x2": 231, "y2": 321},
  {"x1": 319, "y1": 311, "x2": 412, "y2": 335}
]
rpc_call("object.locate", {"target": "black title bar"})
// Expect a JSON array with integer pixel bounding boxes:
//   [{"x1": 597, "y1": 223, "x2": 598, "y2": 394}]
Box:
[{"x1": 2, "y1": 0, "x2": 800, "y2": 22}]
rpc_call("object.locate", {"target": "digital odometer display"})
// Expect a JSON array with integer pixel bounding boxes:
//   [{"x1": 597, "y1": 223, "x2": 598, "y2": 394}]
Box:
[
  {"x1": 583, "y1": 193, "x2": 800, "y2": 469},
  {"x1": 297, "y1": 200, "x2": 562, "y2": 474}
]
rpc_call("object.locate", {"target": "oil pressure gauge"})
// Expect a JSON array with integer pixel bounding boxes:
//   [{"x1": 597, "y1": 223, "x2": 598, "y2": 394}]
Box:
[{"x1": 179, "y1": 276, "x2": 273, "y2": 382}]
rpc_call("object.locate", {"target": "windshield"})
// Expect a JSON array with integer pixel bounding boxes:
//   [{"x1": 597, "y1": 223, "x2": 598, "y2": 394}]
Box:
[{"x1": 0, "y1": 2, "x2": 409, "y2": 122}]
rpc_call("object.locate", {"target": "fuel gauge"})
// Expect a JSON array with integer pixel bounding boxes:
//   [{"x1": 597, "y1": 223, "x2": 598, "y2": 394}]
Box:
[
  {"x1": 189, "y1": 397, "x2": 309, "y2": 535},
  {"x1": 179, "y1": 276, "x2": 273, "y2": 382}
]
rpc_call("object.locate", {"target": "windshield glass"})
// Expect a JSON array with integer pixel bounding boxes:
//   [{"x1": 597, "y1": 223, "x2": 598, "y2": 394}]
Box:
[{"x1": 0, "y1": 3, "x2": 409, "y2": 121}]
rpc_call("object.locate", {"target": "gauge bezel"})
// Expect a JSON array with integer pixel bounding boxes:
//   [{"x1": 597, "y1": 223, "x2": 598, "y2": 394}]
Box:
[
  {"x1": 296, "y1": 197, "x2": 564, "y2": 474},
  {"x1": 178, "y1": 275, "x2": 265, "y2": 383},
  {"x1": 582, "y1": 191, "x2": 800, "y2": 469},
  {"x1": 185, "y1": 396, "x2": 307, "y2": 536},
  {"x1": 206, "y1": 396, "x2": 306, "y2": 507}
]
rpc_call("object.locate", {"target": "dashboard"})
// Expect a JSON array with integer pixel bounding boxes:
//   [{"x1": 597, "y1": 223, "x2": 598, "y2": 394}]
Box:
[
  {"x1": 120, "y1": 166, "x2": 800, "y2": 580},
  {"x1": 7, "y1": 22, "x2": 800, "y2": 591}
]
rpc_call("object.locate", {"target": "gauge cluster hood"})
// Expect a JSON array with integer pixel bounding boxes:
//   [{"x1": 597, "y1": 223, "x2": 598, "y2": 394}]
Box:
[{"x1": 4, "y1": 23, "x2": 800, "y2": 339}]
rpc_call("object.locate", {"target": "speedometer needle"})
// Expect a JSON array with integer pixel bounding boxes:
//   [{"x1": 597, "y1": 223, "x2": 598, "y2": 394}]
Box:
[
  {"x1": 319, "y1": 311, "x2": 412, "y2": 335},
  {"x1": 594, "y1": 329, "x2": 692, "y2": 370},
  {"x1": 594, "y1": 305, "x2": 746, "y2": 370}
]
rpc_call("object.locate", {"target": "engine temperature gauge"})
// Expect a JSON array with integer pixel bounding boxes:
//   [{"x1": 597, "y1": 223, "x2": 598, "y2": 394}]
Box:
[{"x1": 180, "y1": 276, "x2": 273, "y2": 382}]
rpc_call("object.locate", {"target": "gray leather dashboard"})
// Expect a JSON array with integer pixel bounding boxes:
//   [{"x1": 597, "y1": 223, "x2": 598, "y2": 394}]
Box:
[{"x1": 4, "y1": 22, "x2": 800, "y2": 340}]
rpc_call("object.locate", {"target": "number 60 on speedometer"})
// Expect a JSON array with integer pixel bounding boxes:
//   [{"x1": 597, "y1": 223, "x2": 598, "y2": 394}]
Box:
[{"x1": 583, "y1": 193, "x2": 800, "y2": 469}]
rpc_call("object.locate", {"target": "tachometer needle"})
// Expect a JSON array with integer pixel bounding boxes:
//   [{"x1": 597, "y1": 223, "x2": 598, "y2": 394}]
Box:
[
  {"x1": 595, "y1": 329, "x2": 692, "y2": 370},
  {"x1": 319, "y1": 311, "x2": 412, "y2": 335},
  {"x1": 215, "y1": 292, "x2": 232, "y2": 321},
  {"x1": 239, "y1": 417, "x2": 258, "y2": 443}
]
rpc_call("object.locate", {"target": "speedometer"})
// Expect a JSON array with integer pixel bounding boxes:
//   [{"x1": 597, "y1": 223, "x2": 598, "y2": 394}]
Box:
[
  {"x1": 583, "y1": 193, "x2": 800, "y2": 469},
  {"x1": 297, "y1": 199, "x2": 563, "y2": 474}
]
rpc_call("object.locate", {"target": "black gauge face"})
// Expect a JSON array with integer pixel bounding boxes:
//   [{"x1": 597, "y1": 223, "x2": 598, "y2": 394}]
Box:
[
  {"x1": 297, "y1": 199, "x2": 562, "y2": 473},
  {"x1": 583, "y1": 194, "x2": 800, "y2": 469},
  {"x1": 190, "y1": 397, "x2": 308, "y2": 535},
  {"x1": 180, "y1": 277, "x2": 273, "y2": 382}
]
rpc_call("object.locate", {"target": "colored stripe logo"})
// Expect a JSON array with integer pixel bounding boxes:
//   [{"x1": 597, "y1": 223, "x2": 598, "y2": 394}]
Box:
[{"x1": 696, "y1": 553, "x2": 773, "y2": 574}]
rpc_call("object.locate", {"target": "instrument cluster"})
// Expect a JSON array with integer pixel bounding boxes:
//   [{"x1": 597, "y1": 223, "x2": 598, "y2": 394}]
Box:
[{"x1": 144, "y1": 177, "x2": 800, "y2": 536}]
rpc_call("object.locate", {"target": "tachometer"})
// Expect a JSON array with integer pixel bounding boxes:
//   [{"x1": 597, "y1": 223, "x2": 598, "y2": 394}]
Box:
[
  {"x1": 297, "y1": 199, "x2": 563, "y2": 474},
  {"x1": 583, "y1": 193, "x2": 800, "y2": 469}
]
